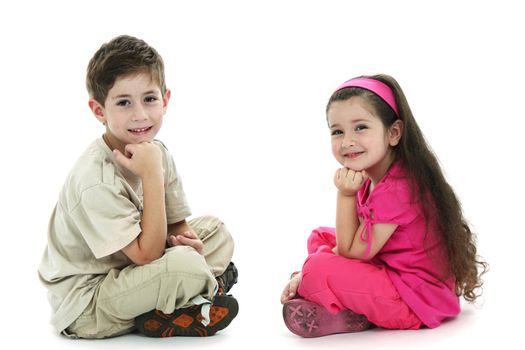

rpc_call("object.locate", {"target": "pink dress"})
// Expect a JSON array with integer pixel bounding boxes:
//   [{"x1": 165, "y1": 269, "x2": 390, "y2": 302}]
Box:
[{"x1": 298, "y1": 162, "x2": 460, "y2": 329}]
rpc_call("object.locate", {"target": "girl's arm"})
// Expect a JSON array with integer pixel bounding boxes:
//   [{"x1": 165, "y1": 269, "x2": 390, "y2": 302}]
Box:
[
  {"x1": 333, "y1": 168, "x2": 366, "y2": 256},
  {"x1": 334, "y1": 192, "x2": 359, "y2": 256},
  {"x1": 338, "y1": 222, "x2": 397, "y2": 259},
  {"x1": 333, "y1": 167, "x2": 397, "y2": 259}
]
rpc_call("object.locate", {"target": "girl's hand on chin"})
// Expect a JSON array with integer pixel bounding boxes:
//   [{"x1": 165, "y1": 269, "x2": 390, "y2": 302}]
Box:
[{"x1": 334, "y1": 167, "x2": 368, "y2": 196}]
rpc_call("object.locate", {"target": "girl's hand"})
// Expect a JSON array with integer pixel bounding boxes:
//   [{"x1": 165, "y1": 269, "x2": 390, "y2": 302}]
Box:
[
  {"x1": 281, "y1": 272, "x2": 302, "y2": 304},
  {"x1": 168, "y1": 230, "x2": 204, "y2": 254},
  {"x1": 334, "y1": 167, "x2": 369, "y2": 197}
]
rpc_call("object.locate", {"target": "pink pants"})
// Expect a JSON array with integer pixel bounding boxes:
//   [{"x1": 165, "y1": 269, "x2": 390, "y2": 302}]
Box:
[{"x1": 297, "y1": 227, "x2": 422, "y2": 330}]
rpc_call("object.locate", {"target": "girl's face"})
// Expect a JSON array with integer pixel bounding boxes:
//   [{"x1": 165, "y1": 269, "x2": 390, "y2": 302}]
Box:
[{"x1": 327, "y1": 96, "x2": 402, "y2": 183}]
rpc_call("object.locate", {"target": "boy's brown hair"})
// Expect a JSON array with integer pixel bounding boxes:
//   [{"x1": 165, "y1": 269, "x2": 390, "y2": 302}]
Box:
[{"x1": 86, "y1": 35, "x2": 166, "y2": 105}]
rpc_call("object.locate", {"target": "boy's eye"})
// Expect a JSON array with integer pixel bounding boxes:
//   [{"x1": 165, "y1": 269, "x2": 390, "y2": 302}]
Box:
[
  {"x1": 116, "y1": 100, "x2": 130, "y2": 107},
  {"x1": 145, "y1": 96, "x2": 158, "y2": 103},
  {"x1": 331, "y1": 129, "x2": 343, "y2": 136}
]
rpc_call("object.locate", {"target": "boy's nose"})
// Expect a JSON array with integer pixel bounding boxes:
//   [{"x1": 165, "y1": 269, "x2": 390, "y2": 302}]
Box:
[{"x1": 132, "y1": 106, "x2": 148, "y2": 121}]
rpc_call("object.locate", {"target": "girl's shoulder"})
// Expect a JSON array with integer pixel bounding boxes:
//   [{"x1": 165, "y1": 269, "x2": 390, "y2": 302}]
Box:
[
  {"x1": 373, "y1": 162, "x2": 411, "y2": 199},
  {"x1": 363, "y1": 163, "x2": 421, "y2": 223}
]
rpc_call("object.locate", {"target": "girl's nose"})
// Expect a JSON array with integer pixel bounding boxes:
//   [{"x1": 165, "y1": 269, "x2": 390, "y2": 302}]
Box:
[{"x1": 341, "y1": 137, "x2": 355, "y2": 149}]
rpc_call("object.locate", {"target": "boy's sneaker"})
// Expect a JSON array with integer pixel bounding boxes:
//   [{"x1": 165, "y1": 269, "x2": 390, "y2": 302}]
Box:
[
  {"x1": 282, "y1": 299, "x2": 371, "y2": 338},
  {"x1": 216, "y1": 261, "x2": 238, "y2": 294},
  {"x1": 135, "y1": 294, "x2": 238, "y2": 337}
]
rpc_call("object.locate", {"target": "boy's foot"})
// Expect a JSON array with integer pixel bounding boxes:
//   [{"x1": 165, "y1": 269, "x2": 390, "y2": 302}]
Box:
[
  {"x1": 216, "y1": 261, "x2": 238, "y2": 294},
  {"x1": 135, "y1": 294, "x2": 239, "y2": 337},
  {"x1": 282, "y1": 299, "x2": 371, "y2": 338}
]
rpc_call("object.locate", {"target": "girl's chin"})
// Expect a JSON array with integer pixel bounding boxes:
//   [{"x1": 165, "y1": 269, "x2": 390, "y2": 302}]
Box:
[{"x1": 342, "y1": 162, "x2": 365, "y2": 172}]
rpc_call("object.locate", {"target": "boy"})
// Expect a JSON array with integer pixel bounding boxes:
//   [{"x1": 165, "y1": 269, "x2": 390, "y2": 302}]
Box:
[{"x1": 38, "y1": 35, "x2": 238, "y2": 339}]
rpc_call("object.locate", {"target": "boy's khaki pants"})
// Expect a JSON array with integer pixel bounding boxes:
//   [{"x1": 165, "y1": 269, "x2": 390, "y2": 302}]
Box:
[{"x1": 65, "y1": 216, "x2": 234, "y2": 338}]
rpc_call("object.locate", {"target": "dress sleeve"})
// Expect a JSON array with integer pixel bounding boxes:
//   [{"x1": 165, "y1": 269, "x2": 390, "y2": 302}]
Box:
[
  {"x1": 369, "y1": 180, "x2": 420, "y2": 225},
  {"x1": 357, "y1": 178, "x2": 420, "y2": 258},
  {"x1": 70, "y1": 183, "x2": 142, "y2": 259}
]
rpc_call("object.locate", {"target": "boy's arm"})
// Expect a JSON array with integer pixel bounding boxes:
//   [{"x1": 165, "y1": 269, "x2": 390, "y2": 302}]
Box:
[
  {"x1": 168, "y1": 220, "x2": 192, "y2": 236},
  {"x1": 116, "y1": 142, "x2": 168, "y2": 265},
  {"x1": 166, "y1": 220, "x2": 204, "y2": 254}
]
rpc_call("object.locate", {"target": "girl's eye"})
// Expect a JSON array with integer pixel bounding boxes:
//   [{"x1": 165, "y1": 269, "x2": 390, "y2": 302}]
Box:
[
  {"x1": 331, "y1": 129, "x2": 343, "y2": 136},
  {"x1": 355, "y1": 124, "x2": 368, "y2": 132},
  {"x1": 116, "y1": 100, "x2": 130, "y2": 107}
]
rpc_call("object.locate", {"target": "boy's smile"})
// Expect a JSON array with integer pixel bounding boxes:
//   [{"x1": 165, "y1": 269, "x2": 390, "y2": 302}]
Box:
[{"x1": 89, "y1": 72, "x2": 170, "y2": 154}]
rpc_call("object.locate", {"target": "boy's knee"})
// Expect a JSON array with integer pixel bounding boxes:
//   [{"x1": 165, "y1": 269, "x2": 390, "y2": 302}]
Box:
[
  {"x1": 165, "y1": 246, "x2": 213, "y2": 278},
  {"x1": 191, "y1": 215, "x2": 234, "y2": 250}
]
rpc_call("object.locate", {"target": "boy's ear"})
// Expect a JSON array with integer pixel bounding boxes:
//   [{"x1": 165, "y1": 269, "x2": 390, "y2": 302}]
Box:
[
  {"x1": 389, "y1": 119, "x2": 404, "y2": 146},
  {"x1": 162, "y1": 89, "x2": 171, "y2": 114},
  {"x1": 89, "y1": 99, "x2": 106, "y2": 125}
]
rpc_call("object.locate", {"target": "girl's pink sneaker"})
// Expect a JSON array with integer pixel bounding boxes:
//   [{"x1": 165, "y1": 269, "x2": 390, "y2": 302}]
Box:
[{"x1": 283, "y1": 299, "x2": 371, "y2": 337}]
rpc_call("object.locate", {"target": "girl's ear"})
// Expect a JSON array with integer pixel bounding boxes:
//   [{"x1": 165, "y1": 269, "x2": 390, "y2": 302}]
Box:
[
  {"x1": 89, "y1": 99, "x2": 106, "y2": 125},
  {"x1": 389, "y1": 119, "x2": 404, "y2": 146}
]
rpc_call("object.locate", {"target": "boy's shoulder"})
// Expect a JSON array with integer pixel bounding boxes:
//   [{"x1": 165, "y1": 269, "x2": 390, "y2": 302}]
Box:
[{"x1": 62, "y1": 139, "x2": 118, "y2": 197}]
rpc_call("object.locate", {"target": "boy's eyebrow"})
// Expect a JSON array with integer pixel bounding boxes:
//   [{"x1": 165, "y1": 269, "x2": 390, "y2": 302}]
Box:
[
  {"x1": 111, "y1": 90, "x2": 160, "y2": 100},
  {"x1": 112, "y1": 94, "x2": 131, "y2": 100}
]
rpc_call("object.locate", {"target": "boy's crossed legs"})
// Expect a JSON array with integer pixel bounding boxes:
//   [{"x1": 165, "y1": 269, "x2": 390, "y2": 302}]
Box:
[{"x1": 66, "y1": 216, "x2": 238, "y2": 338}]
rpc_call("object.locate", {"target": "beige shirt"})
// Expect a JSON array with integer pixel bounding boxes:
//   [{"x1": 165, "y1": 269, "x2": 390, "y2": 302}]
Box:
[{"x1": 38, "y1": 138, "x2": 191, "y2": 332}]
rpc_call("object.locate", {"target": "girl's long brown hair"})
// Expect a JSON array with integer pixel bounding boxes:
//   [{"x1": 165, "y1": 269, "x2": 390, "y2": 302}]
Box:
[{"x1": 327, "y1": 74, "x2": 488, "y2": 302}]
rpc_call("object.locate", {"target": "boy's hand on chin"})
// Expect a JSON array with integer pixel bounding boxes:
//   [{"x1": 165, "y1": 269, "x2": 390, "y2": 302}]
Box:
[{"x1": 113, "y1": 142, "x2": 164, "y2": 179}]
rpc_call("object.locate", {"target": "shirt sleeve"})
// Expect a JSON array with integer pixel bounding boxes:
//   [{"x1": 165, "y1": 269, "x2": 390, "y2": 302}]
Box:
[
  {"x1": 70, "y1": 183, "x2": 142, "y2": 259},
  {"x1": 158, "y1": 143, "x2": 192, "y2": 224}
]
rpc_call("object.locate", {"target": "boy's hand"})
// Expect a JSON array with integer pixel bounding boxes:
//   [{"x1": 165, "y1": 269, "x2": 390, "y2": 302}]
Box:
[
  {"x1": 113, "y1": 142, "x2": 164, "y2": 180},
  {"x1": 168, "y1": 231, "x2": 204, "y2": 254},
  {"x1": 334, "y1": 167, "x2": 368, "y2": 197}
]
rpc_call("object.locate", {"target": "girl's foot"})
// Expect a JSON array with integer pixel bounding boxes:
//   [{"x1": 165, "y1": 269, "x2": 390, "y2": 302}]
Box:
[{"x1": 283, "y1": 299, "x2": 371, "y2": 337}]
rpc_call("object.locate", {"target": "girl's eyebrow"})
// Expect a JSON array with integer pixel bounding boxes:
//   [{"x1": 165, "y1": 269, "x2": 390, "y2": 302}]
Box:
[
  {"x1": 329, "y1": 118, "x2": 370, "y2": 128},
  {"x1": 351, "y1": 118, "x2": 370, "y2": 124}
]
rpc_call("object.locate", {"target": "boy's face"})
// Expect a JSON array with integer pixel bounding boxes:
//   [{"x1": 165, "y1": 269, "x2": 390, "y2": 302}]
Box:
[{"x1": 89, "y1": 72, "x2": 170, "y2": 153}]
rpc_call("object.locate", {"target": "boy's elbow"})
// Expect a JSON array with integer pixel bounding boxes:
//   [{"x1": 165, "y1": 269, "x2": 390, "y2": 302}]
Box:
[{"x1": 132, "y1": 251, "x2": 163, "y2": 266}]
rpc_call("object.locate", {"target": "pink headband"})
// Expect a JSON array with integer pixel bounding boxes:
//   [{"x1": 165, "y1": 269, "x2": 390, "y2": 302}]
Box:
[{"x1": 334, "y1": 77, "x2": 399, "y2": 117}]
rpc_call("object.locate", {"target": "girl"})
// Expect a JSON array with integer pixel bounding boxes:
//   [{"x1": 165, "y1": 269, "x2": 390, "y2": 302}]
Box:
[{"x1": 280, "y1": 74, "x2": 487, "y2": 337}]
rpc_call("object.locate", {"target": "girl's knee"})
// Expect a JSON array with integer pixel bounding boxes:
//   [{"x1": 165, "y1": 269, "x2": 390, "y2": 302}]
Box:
[
  {"x1": 302, "y1": 251, "x2": 336, "y2": 275},
  {"x1": 307, "y1": 227, "x2": 336, "y2": 254}
]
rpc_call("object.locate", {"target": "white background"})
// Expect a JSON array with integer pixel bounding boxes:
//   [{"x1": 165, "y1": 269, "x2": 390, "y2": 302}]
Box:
[{"x1": 1, "y1": 0, "x2": 523, "y2": 348}]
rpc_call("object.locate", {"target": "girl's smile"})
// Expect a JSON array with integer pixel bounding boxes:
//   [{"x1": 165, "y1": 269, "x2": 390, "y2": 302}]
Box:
[{"x1": 343, "y1": 151, "x2": 365, "y2": 159}]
